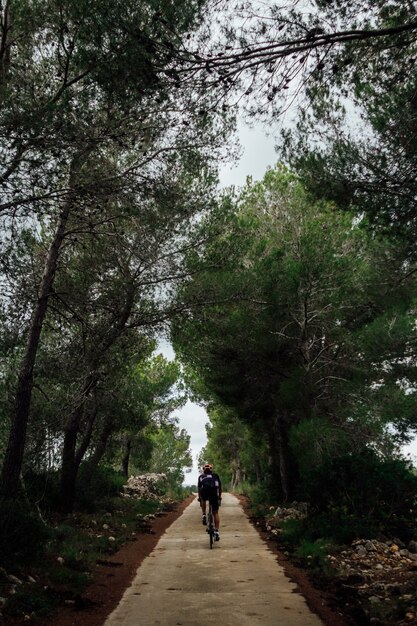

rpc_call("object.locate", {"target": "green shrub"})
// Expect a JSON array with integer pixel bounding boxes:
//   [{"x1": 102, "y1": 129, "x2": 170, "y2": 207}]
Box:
[
  {"x1": 279, "y1": 518, "x2": 305, "y2": 545},
  {"x1": 279, "y1": 512, "x2": 379, "y2": 547},
  {"x1": 301, "y1": 511, "x2": 380, "y2": 544},
  {"x1": 24, "y1": 466, "x2": 127, "y2": 514},
  {"x1": 241, "y1": 481, "x2": 275, "y2": 516},
  {"x1": 47, "y1": 566, "x2": 90, "y2": 589},
  {"x1": 294, "y1": 539, "x2": 336, "y2": 571},
  {"x1": 299, "y1": 450, "x2": 417, "y2": 541},
  {"x1": 290, "y1": 417, "x2": 349, "y2": 478},
  {"x1": 131, "y1": 498, "x2": 162, "y2": 516},
  {"x1": 231, "y1": 480, "x2": 251, "y2": 496},
  {"x1": 51, "y1": 523, "x2": 76, "y2": 542},
  {"x1": 0, "y1": 499, "x2": 50, "y2": 566},
  {"x1": 168, "y1": 484, "x2": 193, "y2": 500},
  {"x1": 4, "y1": 586, "x2": 60, "y2": 617},
  {"x1": 76, "y1": 465, "x2": 126, "y2": 512},
  {"x1": 24, "y1": 469, "x2": 61, "y2": 511},
  {"x1": 60, "y1": 546, "x2": 90, "y2": 572}
]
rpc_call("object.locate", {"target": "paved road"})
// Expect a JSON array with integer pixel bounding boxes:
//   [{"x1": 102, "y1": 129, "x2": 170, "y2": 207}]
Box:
[{"x1": 104, "y1": 493, "x2": 323, "y2": 625}]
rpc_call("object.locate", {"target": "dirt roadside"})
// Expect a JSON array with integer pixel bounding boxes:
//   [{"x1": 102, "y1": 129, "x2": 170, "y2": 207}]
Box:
[
  {"x1": 29, "y1": 495, "x2": 194, "y2": 626},
  {"x1": 237, "y1": 495, "x2": 350, "y2": 626}
]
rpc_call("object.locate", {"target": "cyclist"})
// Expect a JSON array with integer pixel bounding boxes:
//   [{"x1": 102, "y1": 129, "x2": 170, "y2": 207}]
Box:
[{"x1": 197, "y1": 463, "x2": 222, "y2": 541}]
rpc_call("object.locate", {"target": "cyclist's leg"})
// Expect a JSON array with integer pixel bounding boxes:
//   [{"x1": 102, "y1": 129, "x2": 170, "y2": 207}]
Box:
[
  {"x1": 211, "y1": 494, "x2": 220, "y2": 539},
  {"x1": 200, "y1": 497, "x2": 207, "y2": 524},
  {"x1": 211, "y1": 493, "x2": 220, "y2": 527}
]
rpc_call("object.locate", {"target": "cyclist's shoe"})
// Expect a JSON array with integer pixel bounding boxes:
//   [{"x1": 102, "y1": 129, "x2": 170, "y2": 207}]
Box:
[
  {"x1": 214, "y1": 530, "x2": 220, "y2": 541},
  {"x1": 202, "y1": 514, "x2": 207, "y2": 526}
]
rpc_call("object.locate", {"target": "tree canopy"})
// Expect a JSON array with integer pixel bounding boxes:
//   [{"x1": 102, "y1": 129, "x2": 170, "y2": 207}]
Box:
[{"x1": 172, "y1": 167, "x2": 417, "y2": 500}]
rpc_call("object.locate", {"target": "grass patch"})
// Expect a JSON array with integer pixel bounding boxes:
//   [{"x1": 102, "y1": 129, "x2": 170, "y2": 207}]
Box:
[
  {"x1": 294, "y1": 539, "x2": 337, "y2": 573},
  {"x1": 279, "y1": 518, "x2": 305, "y2": 545},
  {"x1": 5, "y1": 586, "x2": 62, "y2": 617},
  {"x1": 47, "y1": 563, "x2": 91, "y2": 588}
]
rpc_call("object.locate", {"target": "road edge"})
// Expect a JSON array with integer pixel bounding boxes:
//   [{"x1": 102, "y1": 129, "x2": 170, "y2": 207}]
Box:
[{"x1": 235, "y1": 494, "x2": 349, "y2": 626}]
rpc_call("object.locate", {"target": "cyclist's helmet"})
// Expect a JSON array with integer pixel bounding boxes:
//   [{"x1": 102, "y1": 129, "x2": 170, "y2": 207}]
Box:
[{"x1": 202, "y1": 463, "x2": 213, "y2": 473}]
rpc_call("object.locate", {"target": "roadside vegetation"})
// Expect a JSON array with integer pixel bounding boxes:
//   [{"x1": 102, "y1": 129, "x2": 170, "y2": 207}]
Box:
[{"x1": 0, "y1": 466, "x2": 189, "y2": 621}]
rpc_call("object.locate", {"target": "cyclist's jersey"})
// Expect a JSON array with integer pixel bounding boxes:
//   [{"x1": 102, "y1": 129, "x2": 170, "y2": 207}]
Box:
[{"x1": 198, "y1": 472, "x2": 222, "y2": 498}]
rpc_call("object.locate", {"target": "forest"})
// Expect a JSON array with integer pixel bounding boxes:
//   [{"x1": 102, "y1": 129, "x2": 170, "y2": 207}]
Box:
[{"x1": 0, "y1": 0, "x2": 417, "y2": 620}]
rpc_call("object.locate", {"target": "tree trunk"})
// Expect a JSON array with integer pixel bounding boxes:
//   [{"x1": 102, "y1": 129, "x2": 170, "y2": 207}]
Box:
[
  {"x1": 59, "y1": 374, "x2": 97, "y2": 513},
  {"x1": 0, "y1": 205, "x2": 71, "y2": 498},
  {"x1": 274, "y1": 414, "x2": 298, "y2": 502},
  {"x1": 121, "y1": 437, "x2": 132, "y2": 478},
  {"x1": 90, "y1": 416, "x2": 114, "y2": 471},
  {"x1": 267, "y1": 427, "x2": 282, "y2": 499},
  {"x1": 60, "y1": 403, "x2": 84, "y2": 514},
  {"x1": 0, "y1": 0, "x2": 11, "y2": 98},
  {"x1": 254, "y1": 459, "x2": 262, "y2": 484},
  {"x1": 82, "y1": 415, "x2": 114, "y2": 487},
  {"x1": 74, "y1": 391, "x2": 98, "y2": 469},
  {"x1": 231, "y1": 463, "x2": 242, "y2": 489}
]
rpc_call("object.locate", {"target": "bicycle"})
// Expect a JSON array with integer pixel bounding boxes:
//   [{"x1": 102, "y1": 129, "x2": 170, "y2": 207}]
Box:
[{"x1": 206, "y1": 501, "x2": 215, "y2": 549}]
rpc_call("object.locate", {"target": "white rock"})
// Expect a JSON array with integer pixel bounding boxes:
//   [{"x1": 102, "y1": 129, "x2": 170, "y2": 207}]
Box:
[
  {"x1": 122, "y1": 473, "x2": 167, "y2": 500},
  {"x1": 6, "y1": 575, "x2": 22, "y2": 585}
]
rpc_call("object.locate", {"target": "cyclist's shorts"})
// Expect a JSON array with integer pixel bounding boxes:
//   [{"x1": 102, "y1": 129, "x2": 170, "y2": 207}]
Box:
[{"x1": 201, "y1": 487, "x2": 219, "y2": 512}]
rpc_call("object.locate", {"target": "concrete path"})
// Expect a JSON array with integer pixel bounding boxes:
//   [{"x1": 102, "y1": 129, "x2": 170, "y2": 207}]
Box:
[{"x1": 104, "y1": 493, "x2": 323, "y2": 625}]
